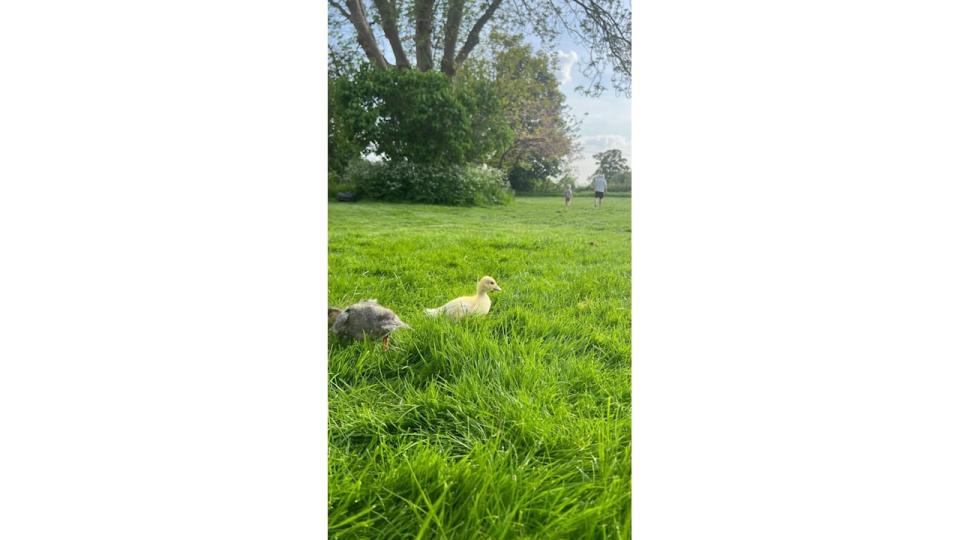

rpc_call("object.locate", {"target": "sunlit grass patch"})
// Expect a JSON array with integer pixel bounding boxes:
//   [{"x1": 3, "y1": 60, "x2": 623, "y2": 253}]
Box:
[{"x1": 329, "y1": 196, "x2": 630, "y2": 539}]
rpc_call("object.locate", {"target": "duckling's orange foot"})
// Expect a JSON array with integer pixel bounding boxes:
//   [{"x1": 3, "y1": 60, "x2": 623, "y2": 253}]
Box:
[{"x1": 381, "y1": 335, "x2": 390, "y2": 351}]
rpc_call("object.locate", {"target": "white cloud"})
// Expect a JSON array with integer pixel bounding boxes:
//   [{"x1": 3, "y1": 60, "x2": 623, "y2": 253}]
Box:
[
  {"x1": 555, "y1": 50, "x2": 579, "y2": 84},
  {"x1": 570, "y1": 134, "x2": 631, "y2": 186},
  {"x1": 580, "y1": 134, "x2": 630, "y2": 154}
]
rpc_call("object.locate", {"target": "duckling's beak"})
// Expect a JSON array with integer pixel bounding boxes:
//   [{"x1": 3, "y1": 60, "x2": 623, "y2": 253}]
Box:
[{"x1": 494, "y1": 285, "x2": 502, "y2": 291}]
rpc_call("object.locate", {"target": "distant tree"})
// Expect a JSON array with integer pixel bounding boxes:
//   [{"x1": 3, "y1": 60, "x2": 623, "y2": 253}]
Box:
[
  {"x1": 592, "y1": 148, "x2": 628, "y2": 175},
  {"x1": 506, "y1": 158, "x2": 565, "y2": 192},
  {"x1": 590, "y1": 148, "x2": 631, "y2": 191},
  {"x1": 460, "y1": 33, "x2": 578, "y2": 192}
]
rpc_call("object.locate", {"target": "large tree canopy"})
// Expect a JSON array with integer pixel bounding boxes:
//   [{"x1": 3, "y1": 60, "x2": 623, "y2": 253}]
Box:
[
  {"x1": 331, "y1": 66, "x2": 512, "y2": 165},
  {"x1": 328, "y1": 0, "x2": 631, "y2": 95},
  {"x1": 460, "y1": 33, "x2": 578, "y2": 190},
  {"x1": 330, "y1": 34, "x2": 577, "y2": 180}
]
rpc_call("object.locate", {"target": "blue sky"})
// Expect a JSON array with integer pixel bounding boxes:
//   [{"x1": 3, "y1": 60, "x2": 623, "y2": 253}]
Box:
[{"x1": 550, "y1": 36, "x2": 632, "y2": 186}]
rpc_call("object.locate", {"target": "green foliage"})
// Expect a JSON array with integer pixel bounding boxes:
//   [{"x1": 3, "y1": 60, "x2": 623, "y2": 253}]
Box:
[
  {"x1": 328, "y1": 37, "x2": 578, "y2": 193},
  {"x1": 329, "y1": 198, "x2": 631, "y2": 539},
  {"x1": 463, "y1": 33, "x2": 578, "y2": 193},
  {"x1": 327, "y1": 170, "x2": 357, "y2": 200},
  {"x1": 331, "y1": 66, "x2": 511, "y2": 166},
  {"x1": 506, "y1": 158, "x2": 565, "y2": 193},
  {"x1": 345, "y1": 159, "x2": 513, "y2": 206},
  {"x1": 328, "y1": 79, "x2": 365, "y2": 176},
  {"x1": 452, "y1": 74, "x2": 515, "y2": 164}
]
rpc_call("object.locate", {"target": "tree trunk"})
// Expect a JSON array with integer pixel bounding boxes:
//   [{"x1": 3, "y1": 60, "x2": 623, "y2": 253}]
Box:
[
  {"x1": 371, "y1": 0, "x2": 411, "y2": 69},
  {"x1": 454, "y1": 0, "x2": 504, "y2": 67},
  {"x1": 440, "y1": 0, "x2": 465, "y2": 76},
  {"x1": 413, "y1": 0, "x2": 435, "y2": 71},
  {"x1": 345, "y1": 0, "x2": 389, "y2": 68}
]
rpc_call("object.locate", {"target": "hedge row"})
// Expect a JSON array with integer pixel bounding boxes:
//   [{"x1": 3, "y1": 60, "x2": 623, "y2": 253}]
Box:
[{"x1": 338, "y1": 160, "x2": 514, "y2": 206}]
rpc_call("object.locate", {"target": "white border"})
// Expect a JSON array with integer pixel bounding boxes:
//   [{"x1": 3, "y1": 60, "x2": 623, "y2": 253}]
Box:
[
  {"x1": 3, "y1": 2, "x2": 960, "y2": 539},
  {"x1": 634, "y1": 1, "x2": 960, "y2": 538},
  {"x1": 1, "y1": 2, "x2": 328, "y2": 538}
]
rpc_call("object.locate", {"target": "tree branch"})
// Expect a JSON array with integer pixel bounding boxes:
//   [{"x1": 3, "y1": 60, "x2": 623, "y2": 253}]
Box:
[
  {"x1": 342, "y1": 0, "x2": 389, "y2": 68},
  {"x1": 440, "y1": 0, "x2": 465, "y2": 75},
  {"x1": 454, "y1": 0, "x2": 504, "y2": 67},
  {"x1": 329, "y1": 0, "x2": 351, "y2": 19},
  {"x1": 413, "y1": 0, "x2": 436, "y2": 71},
  {"x1": 567, "y1": 0, "x2": 630, "y2": 45},
  {"x1": 371, "y1": 0, "x2": 411, "y2": 68},
  {"x1": 560, "y1": 0, "x2": 630, "y2": 76}
]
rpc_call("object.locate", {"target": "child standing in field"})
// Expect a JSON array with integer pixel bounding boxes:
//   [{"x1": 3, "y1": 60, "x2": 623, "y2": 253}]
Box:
[{"x1": 564, "y1": 185, "x2": 573, "y2": 208}]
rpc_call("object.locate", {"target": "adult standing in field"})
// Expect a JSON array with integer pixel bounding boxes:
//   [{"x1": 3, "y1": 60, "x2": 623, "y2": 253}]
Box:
[
  {"x1": 564, "y1": 185, "x2": 573, "y2": 208},
  {"x1": 593, "y1": 173, "x2": 607, "y2": 208}
]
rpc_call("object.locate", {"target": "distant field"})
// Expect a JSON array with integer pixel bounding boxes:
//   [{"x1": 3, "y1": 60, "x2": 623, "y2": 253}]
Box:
[{"x1": 328, "y1": 196, "x2": 631, "y2": 539}]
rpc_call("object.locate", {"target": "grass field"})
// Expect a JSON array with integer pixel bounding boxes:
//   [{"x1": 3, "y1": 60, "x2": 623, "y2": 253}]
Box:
[{"x1": 328, "y1": 196, "x2": 631, "y2": 539}]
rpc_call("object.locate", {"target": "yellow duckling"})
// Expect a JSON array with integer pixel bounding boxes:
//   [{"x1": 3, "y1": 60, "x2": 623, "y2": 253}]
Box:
[{"x1": 424, "y1": 276, "x2": 502, "y2": 319}]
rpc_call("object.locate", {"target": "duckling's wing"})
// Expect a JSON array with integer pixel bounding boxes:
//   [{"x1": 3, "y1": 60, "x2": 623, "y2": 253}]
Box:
[
  {"x1": 372, "y1": 309, "x2": 399, "y2": 326},
  {"x1": 442, "y1": 296, "x2": 473, "y2": 318}
]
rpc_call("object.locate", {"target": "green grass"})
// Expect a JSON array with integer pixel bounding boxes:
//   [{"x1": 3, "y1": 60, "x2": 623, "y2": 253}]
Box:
[{"x1": 328, "y1": 196, "x2": 631, "y2": 539}]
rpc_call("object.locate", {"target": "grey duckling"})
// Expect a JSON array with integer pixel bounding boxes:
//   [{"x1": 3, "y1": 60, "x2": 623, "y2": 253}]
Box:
[{"x1": 328, "y1": 299, "x2": 411, "y2": 350}]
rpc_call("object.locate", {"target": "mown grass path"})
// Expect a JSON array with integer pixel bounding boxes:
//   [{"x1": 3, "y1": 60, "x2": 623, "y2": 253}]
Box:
[{"x1": 329, "y1": 196, "x2": 630, "y2": 539}]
